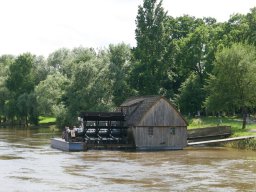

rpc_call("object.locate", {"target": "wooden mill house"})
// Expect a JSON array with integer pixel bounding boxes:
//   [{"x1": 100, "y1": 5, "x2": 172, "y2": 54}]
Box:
[
  {"x1": 52, "y1": 95, "x2": 188, "y2": 151},
  {"x1": 118, "y1": 96, "x2": 188, "y2": 150}
]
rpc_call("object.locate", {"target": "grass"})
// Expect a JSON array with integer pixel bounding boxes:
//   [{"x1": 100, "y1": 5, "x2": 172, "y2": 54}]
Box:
[{"x1": 39, "y1": 116, "x2": 56, "y2": 124}]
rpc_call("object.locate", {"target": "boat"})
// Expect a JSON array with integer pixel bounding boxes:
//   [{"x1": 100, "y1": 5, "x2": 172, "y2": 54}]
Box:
[{"x1": 51, "y1": 138, "x2": 86, "y2": 151}]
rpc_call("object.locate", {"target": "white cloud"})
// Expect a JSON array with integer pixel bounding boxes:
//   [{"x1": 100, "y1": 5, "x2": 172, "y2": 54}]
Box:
[{"x1": 0, "y1": 0, "x2": 255, "y2": 57}]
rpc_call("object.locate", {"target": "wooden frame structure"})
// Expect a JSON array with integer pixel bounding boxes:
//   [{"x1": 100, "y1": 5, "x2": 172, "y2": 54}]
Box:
[{"x1": 78, "y1": 112, "x2": 128, "y2": 147}]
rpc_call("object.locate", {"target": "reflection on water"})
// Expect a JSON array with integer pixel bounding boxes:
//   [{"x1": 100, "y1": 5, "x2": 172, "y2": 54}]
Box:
[{"x1": 0, "y1": 127, "x2": 255, "y2": 192}]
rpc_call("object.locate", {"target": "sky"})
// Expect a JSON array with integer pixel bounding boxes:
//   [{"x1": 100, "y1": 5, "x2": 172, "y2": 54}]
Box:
[{"x1": 0, "y1": 0, "x2": 255, "y2": 57}]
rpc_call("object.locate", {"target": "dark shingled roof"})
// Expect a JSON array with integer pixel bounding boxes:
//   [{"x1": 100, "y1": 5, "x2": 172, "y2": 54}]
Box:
[
  {"x1": 121, "y1": 96, "x2": 162, "y2": 126},
  {"x1": 120, "y1": 95, "x2": 188, "y2": 126}
]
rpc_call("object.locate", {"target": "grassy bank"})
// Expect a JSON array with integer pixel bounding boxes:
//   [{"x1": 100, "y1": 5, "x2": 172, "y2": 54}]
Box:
[
  {"x1": 36, "y1": 116, "x2": 57, "y2": 131},
  {"x1": 187, "y1": 116, "x2": 256, "y2": 150},
  {"x1": 39, "y1": 116, "x2": 56, "y2": 124}
]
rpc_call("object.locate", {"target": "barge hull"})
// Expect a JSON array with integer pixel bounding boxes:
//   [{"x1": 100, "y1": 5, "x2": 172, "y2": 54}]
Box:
[{"x1": 51, "y1": 138, "x2": 86, "y2": 151}]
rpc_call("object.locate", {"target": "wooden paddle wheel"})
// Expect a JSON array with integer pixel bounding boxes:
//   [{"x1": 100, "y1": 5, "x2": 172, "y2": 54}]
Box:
[{"x1": 78, "y1": 112, "x2": 128, "y2": 149}]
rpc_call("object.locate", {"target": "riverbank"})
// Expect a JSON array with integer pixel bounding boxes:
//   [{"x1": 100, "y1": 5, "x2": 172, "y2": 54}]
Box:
[
  {"x1": 187, "y1": 116, "x2": 256, "y2": 150},
  {"x1": 43, "y1": 115, "x2": 256, "y2": 150}
]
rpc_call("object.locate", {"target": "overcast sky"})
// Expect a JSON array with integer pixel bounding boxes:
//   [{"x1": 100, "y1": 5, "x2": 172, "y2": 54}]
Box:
[{"x1": 0, "y1": 0, "x2": 255, "y2": 57}]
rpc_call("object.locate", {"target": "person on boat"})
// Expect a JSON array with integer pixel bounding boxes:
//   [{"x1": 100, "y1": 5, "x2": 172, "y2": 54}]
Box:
[
  {"x1": 63, "y1": 126, "x2": 71, "y2": 141},
  {"x1": 70, "y1": 127, "x2": 76, "y2": 138},
  {"x1": 73, "y1": 125, "x2": 83, "y2": 133}
]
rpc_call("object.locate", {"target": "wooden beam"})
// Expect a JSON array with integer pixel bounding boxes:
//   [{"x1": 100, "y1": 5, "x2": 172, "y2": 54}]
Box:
[{"x1": 187, "y1": 136, "x2": 256, "y2": 146}]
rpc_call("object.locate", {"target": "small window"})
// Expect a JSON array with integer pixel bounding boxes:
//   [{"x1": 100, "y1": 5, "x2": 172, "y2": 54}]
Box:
[
  {"x1": 170, "y1": 128, "x2": 176, "y2": 135},
  {"x1": 148, "y1": 127, "x2": 154, "y2": 136}
]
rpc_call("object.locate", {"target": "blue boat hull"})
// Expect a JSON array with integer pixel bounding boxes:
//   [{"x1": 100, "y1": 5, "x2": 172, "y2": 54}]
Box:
[{"x1": 51, "y1": 138, "x2": 86, "y2": 151}]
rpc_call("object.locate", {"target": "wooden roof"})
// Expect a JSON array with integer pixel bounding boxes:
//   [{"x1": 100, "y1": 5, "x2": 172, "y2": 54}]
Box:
[
  {"x1": 120, "y1": 95, "x2": 188, "y2": 126},
  {"x1": 80, "y1": 112, "x2": 125, "y2": 121},
  {"x1": 120, "y1": 97, "x2": 144, "y2": 107}
]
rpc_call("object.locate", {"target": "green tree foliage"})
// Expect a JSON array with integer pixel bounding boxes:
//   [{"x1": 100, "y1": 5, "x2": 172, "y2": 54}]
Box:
[
  {"x1": 32, "y1": 56, "x2": 49, "y2": 85},
  {"x1": 175, "y1": 73, "x2": 205, "y2": 115},
  {"x1": 246, "y1": 7, "x2": 256, "y2": 45},
  {"x1": 5, "y1": 53, "x2": 39, "y2": 125},
  {"x1": 174, "y1": 18, "x2": 222, "y2": 113},
  {"x1": 205, "y1": 43, "x2": 256, "y2": 128},
  {"x1": 175, "y1": 17, "x2": 222, "y2": 80},
  {"x1": 47, "y1": 47, "x2": 97, "y2": 78},
  {"x1": 6, "y1": 53, "x2": 35, "y2": 96},
  {"x1": 108, "y1": 43, "x2": 135, "y2": 106},
  {"x1": 131, "y1": 0, "x2": 172, "y2": 95},
  {"x1": 17, "y1": 93, "x2": 39, "y2": 126},
  {"x1": 47, "y1": 48, "x2": 71, "y2": 75},
  {"x1": 163, "y1": 15, "x2": 206, "y2": 95},
  {"x1": 0, "y1": 55, "x2": 14, "y2": 77},
  {"x1": 177, "y1": 24, "x2": 209, "y2": 82},
  {"x1": 169, "y1": 15, "x2": 204, "y2": 40},
  {"x1": 61, "y1": 51, "x2": 113, "y2": 126},
  {"x1": 0, "y1": 55, "x2": 14, "y2": 122},
  {"x1": 35, "y1": 72, "x2": 70, "y2": 116},
  {"x1": 223, "y1": 14, "x2": 249, "y2": 45},
  {"x1": 71, "y1": 47, "x2": 97, "y2": 64},
  {"x1": 4, "y1": 99, "x2": 16, "y2": 123}
]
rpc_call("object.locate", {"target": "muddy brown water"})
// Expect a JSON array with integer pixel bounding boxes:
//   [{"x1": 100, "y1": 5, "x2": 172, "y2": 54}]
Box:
[{"x1": 0, "y1": 127, "x2": 255, "y2": 192}]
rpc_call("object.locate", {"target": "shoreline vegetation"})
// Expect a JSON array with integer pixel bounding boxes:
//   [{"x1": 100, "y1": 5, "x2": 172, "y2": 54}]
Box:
[
  {"x1": 187, "y1": 116, "x2": 256, "y2": 150},
  {"x1": 43, "y1": 115, "x2": 256, "y2": 150}
]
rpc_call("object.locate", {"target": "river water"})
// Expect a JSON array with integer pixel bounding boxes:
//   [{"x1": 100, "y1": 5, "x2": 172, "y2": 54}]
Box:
[{"x1": 0, "y1": 127, "x2": 255, "y2": 192}]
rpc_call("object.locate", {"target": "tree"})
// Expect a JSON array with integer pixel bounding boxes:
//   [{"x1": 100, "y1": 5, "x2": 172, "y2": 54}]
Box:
[
  {"x1": 246, "y1": 7, "x2": 256, "y2": 45},
  {"x1": 0, "y1": 55, "x2": 14, "y2": 122},
  {"x1": 47, "y1": 48, "x2": 71, "y2": 75},
  {"x1": 167, "y1": 16, "x2": 218, "y2": 97},
  {"x1": 61, "y1": 52, "x2": 113, "y2": 126},
  {"x1": 177, "y1": 24, "x2": 210, "y2": 82},
  {"x1": 174, "y1": 17, "x2": 222, "y2": 82},
  {"x1": 108, "y1": 43, "x2": 135, "y2": 106},
  {"x1": 169, "y1": 15, "x2": 204, "y2": 40},
  {"x1": 32, "y1": 55, "x2": 49, "y2": 85},
  {"x1": 17, "y1": 93, "x2": 39, "y2": 126},
  {"x1": 35, "y1": 72, "x2": 70, "y2": 116},
  {"x1": 175, "y1": 73, "x2": 205, "y2": 115},
  {"x1": 71, "y1": 47, "x2": 97, "y2": 64},
  {"x1": 204, "y1": 43, "x2": 256, "y2": 129},
  {"x1": 223, "y1": 13, "x2": 248, "y2": 45},
  {"x1": 66, "y1": 47, "x2": 97, "y2": 78},
  {"x1": 5, "y1": 53, "x2": 38, "y2": 125},
  {"x1": 6, "y1": 53, "x2": 35, "y2": 97},
  {"x1": 174, "y1": 19, "x2": 221, "y2": 114},
  {"x1": 131, "y1": 0, "x2": 172, "y2": 95}
]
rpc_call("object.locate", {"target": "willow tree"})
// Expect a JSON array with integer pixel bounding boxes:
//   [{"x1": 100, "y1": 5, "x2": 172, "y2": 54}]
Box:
[
  {"x1": 0, "y1": 55, "x2": 14, "y2": 123},
  {"x1": 205, "y1": 43, "x2": 256, "y2": 129},
  {"x1": 5, "y1": 53, "x2": 39, "y2": 125}
]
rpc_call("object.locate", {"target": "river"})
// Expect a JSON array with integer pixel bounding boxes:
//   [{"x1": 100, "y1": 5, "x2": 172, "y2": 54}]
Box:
[{"x1": 0, "y1": 127, "x2": 255, "y2": 192}]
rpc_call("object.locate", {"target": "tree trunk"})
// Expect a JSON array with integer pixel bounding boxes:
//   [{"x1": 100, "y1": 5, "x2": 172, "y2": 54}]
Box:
[
  {"x1": 242, "y1": 107, "x2": 247, "y2": 129},
  {"x1": 25, "y1": 116, "x2": 28, "y2": 127}
]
